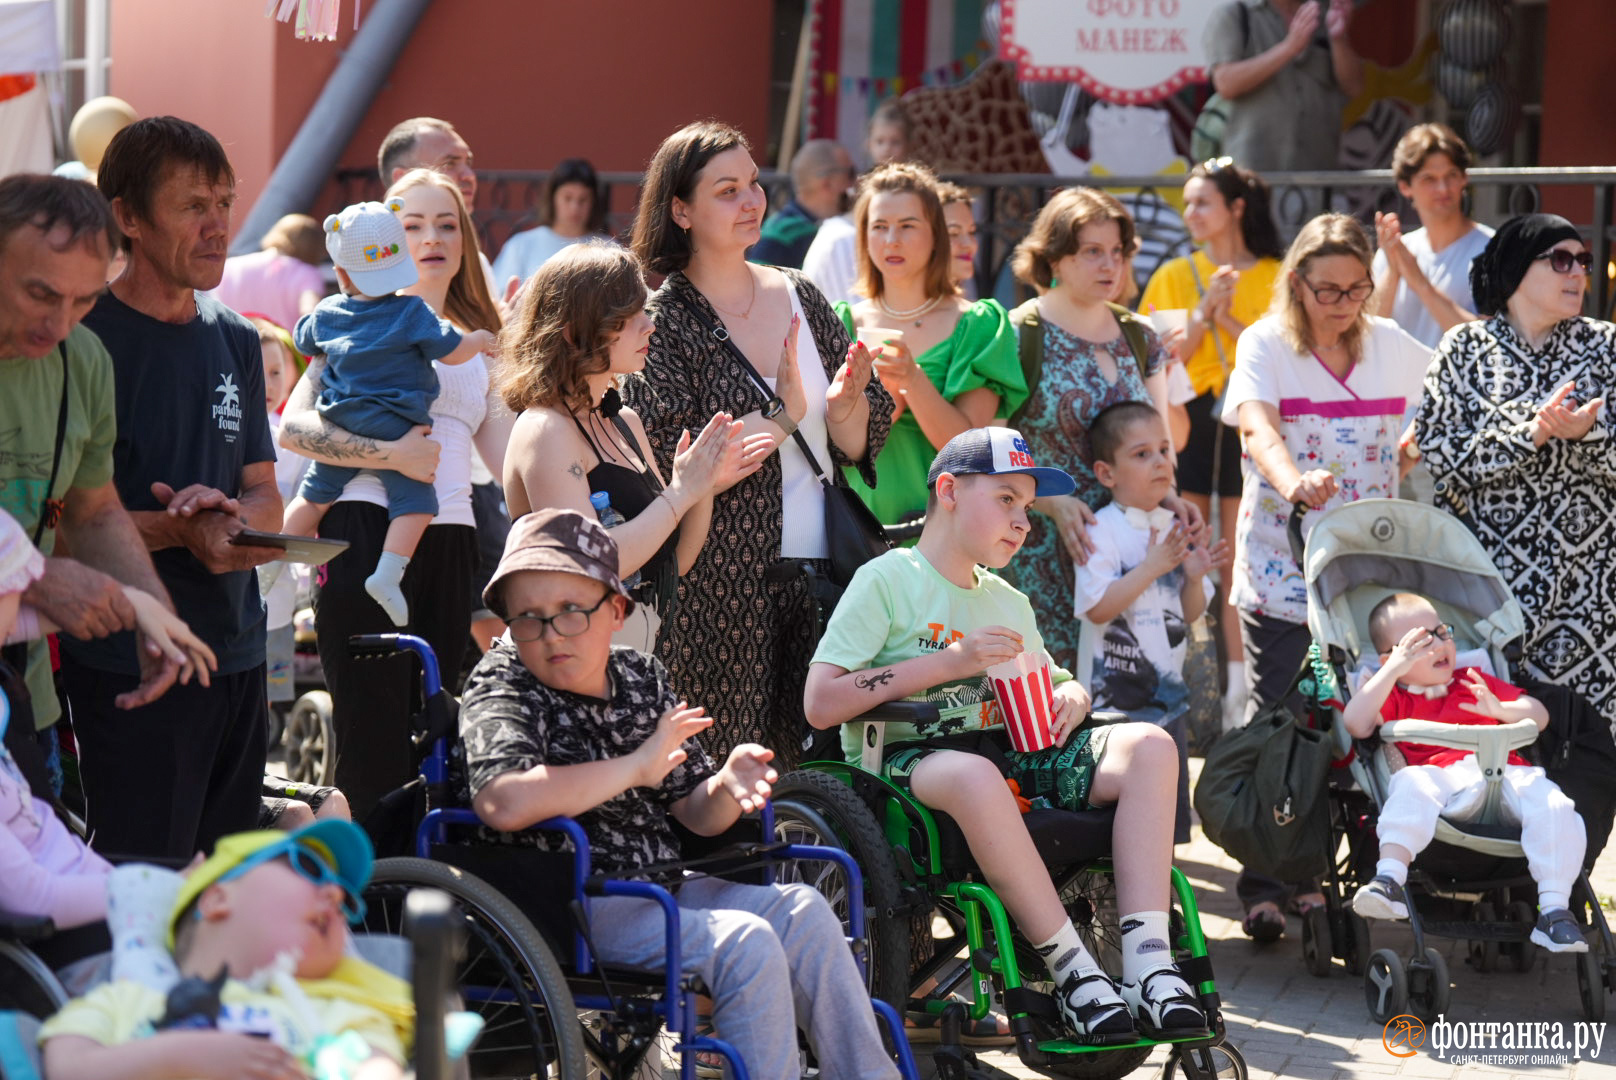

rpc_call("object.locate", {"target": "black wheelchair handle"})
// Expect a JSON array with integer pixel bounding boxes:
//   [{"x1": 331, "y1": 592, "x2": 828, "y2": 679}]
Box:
[
  {"x1": 1286, "y1": 501, "x2": 1310, "y2": 570},
  {"x1": 860, "y1": 700, "x2": 942, "y2": 724}
]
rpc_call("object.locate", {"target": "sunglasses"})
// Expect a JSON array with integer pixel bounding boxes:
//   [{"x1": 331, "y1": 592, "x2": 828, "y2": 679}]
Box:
[
  {"x1": 1201, "y1": 156, "x2": 1234, "y2": 174},
  {"x1": 219, "y1": 843, "x2": 366, "y2": 922},
  {"x1": 1535, "y1": 249, "x2": 1593, "y2": 275}
]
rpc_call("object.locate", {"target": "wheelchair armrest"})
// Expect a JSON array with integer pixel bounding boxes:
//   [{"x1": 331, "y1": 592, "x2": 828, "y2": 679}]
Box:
[
  {"x1": 0, "y1": 911, "x2": 55, "y2": 942},
  {"x1": 859, "y1": 701, "x2": 941, "y2": 725}
]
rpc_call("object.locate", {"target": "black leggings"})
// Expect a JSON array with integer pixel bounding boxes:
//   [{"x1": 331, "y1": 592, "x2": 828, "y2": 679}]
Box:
[{"x1": 312, "y1": 503, "x2": 475, "y2": 820}]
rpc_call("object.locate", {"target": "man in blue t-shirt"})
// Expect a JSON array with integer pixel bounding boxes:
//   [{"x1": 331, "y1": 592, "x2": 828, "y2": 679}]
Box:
[{"x1": 62, "y1": 117, "x2": 284, "y2": 860}]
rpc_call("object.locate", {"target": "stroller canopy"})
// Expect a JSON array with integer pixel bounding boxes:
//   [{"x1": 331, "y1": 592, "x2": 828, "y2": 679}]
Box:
[{"x1": 1300, "y1": 499, "x2": 1526, "y2": 664}]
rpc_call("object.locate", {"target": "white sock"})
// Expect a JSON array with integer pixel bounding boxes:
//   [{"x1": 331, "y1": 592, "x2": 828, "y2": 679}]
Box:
[
  {"x1": 1376, "y1": 858, "x2": 1408, "y2": 886},
  {"x1": 1538, "y1": 888, "x2": 1570, "y2": 912},
  {"x1": 1119, "y1": 911, "x2": 1181, "y2": 986},
  {"x1": 365, "y1": 551, "x2": 411, "y2": 627},
  {"x1": 1035, "y1": 921, "x2": 1112, "y2": 996}
]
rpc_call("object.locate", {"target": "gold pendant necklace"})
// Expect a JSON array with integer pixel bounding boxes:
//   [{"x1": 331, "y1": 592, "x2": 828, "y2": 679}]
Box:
[{"x1": 708, "y1": 270, "x2": 758, "y2": 320}]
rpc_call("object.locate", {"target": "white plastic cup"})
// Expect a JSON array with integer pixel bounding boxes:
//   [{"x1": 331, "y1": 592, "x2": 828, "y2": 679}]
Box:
[
  {"x1": 1148, "y1": 308, "x2": 1189, "y2": 337},
  {"x1": 989, "y1": 651, "x2": 1058, "y2": 754},
  {"x1": 854, "y1": 326, "x2": 904, "y2": 358}
]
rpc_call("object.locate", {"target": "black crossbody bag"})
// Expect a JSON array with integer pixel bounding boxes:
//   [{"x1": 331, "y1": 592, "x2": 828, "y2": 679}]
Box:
[{"x1": 683, "y1": 300, "x2": 889, "y2": 586}]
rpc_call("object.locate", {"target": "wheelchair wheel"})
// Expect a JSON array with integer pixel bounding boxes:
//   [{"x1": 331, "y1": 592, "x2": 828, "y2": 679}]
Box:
[
  {"x1": 772, "y1": 769, "x2": 911, "y2": 1009},
  {"x1": 1577, "y1": 951, "x2": 1607, "y2": 1023},
  {"x1": 1162, "y1": 1042, "x2": 1249, "y2": 1080},
  {"x1": 0, "y1": 940, "x2": 69, "y2": 1018},
  {"x1": 361, "y1": 856, "x2": 588, "y2": 1079},
  {"x1": 283, "y1": 689, "x2": 335, "y2": 786}
]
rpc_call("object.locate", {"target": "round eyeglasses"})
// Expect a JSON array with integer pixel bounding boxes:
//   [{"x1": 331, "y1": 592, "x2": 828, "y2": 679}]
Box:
[{"x1": 508, "y1": 591, "x2": 613, "y2": 642}]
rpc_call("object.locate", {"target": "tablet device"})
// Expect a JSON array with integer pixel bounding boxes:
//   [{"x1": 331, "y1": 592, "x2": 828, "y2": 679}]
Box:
[{"x1": 230, "y1": 529, "x2": 351, "y2": 565}]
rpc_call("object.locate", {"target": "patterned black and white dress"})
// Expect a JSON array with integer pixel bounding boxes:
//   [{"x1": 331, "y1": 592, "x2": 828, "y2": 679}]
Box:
[
  {"x1": 620, "y1": 269, "x2": 893, "y2": 771},
  {"x1": 1415, "y1": 314, "x2": 1616, "y2": 731}
]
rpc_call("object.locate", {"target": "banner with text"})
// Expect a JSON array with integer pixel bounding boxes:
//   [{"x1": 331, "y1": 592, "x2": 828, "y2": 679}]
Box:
[{"x1": 999, "y1": 0, "x2": 1215, "y2": 103}]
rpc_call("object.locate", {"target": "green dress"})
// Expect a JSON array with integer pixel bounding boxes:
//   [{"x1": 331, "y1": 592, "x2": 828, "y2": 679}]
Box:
[{"x1": 835, "y1": 299, "x2": 1025, "y2": 526}]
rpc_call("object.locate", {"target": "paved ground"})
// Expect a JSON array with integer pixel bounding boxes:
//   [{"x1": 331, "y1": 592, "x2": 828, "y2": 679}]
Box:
[{"x1": 965, "y1": 758, "x2": 1616, "y2": 1080}]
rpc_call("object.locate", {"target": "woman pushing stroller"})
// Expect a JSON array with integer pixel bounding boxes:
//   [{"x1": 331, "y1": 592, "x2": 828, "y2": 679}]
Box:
[{"x1": 1344, "y1": 592, "x2": 1588, "y2": 954}]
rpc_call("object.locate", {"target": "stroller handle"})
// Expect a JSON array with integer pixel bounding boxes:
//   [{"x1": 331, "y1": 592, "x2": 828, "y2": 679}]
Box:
[
  {"x1": 1286, "y1": 502, "x2": 1309, "y2": 569},
  {"x1": 1379, "y1": 716, "x2": 1539, "y2": 751}
]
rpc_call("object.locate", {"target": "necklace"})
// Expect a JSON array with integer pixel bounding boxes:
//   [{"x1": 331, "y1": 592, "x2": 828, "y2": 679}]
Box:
[
  {"x1": 708, "y1": 270, "x2": 758, "y2": 320},
  {"x1": 877, "y1": 293, "x2": 941, "y2": 327}
]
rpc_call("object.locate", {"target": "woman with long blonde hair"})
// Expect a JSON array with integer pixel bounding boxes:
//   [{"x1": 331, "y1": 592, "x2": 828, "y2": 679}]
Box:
[{"x1": 279, "y1": 167, "x2": 514, "y2": 818}]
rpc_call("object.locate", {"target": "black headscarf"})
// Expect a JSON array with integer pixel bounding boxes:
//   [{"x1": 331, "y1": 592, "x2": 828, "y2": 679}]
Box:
[{"x1": 1468, "y1": 213, "x2": 1583, "y2": 316}]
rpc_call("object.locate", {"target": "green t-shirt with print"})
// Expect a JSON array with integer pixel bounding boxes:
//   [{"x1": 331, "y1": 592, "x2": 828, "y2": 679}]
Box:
[
  {"x1": 810, "y1": 546, "x2": 1072, "y2": 763},
  {"x1": 0, "y1": 324, "x2": 118, "y2": 727}
]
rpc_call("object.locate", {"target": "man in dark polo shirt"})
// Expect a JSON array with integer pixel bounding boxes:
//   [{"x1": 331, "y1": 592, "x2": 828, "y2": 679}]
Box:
[{"x1": 62, "y1": 117, "x2": 283, "y2": 859}]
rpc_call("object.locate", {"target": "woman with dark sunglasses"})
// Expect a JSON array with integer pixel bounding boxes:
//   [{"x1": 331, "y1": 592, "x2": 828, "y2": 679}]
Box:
[
  {"x1": 1415, "y1": 214, "x2": 1616, "y2": 733},
  {"x1": 1216, "y1": 212, "x2": 1430, "y2": 943}
]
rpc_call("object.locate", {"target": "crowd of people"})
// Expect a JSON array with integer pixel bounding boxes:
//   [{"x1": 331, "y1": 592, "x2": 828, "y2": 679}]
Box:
[{"x1": 0, "y1": 54, "x2": 1611, "y2": 1072}]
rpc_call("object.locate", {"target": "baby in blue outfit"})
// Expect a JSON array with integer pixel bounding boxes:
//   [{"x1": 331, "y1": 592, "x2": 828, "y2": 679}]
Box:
[{"x1": 272, "y1": 199, "x2": 494, "y2": 625}]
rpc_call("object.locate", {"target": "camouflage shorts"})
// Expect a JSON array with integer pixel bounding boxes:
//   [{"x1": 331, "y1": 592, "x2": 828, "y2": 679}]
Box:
[{"x1": 884, "y1": 722, "x2": 1116, "y2": 812}]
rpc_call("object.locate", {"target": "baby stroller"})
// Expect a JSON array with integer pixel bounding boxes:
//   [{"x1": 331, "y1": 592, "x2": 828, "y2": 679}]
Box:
[{"x1": 1290, "y1": 498, "x2": 1616, "y2": 1023}]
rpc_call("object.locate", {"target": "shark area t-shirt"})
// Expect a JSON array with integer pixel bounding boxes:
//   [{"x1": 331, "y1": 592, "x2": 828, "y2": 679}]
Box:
[{"x1": 65, "y1": 291, "x2": 276, "y2": 677}]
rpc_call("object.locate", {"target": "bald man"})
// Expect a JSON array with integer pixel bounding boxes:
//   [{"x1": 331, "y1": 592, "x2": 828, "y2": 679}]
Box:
[{"x1": 749, "y1": 139, "x2": 854, "y2": 269}]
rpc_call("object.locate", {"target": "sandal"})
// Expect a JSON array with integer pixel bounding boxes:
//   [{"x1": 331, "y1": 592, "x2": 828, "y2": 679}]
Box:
[
  {"x1": 1288, "y1": 893, "x2": 1328, "y2": 917},
  {"x1": 904, "y1": 1007, "x2": 1015, "y2": 1046},
  {"x1": 1241, "y1": 902, "x2": 1285, "y2": 942},
  {"x1": 691, "y1": 1018, "x2": 726, "y2": 1079}
]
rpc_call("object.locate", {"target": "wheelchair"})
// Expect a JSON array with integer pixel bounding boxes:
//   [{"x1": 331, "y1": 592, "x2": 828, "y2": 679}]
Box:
[
  {"x1": 770, "y1": 702, "x2": 1247, "y2": 1080},
  {"x1": 0, "y1": 887, "x2": 468, "y2": 1080},
  {"x1": 349, "y1": 632, "x2": 920, "y2": 1080}
]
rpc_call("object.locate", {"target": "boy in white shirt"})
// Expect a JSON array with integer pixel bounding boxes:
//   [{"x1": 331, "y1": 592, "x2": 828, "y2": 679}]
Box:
[{"x1": 1076, "y1": 402, "x2": 1229, "y2": 842}]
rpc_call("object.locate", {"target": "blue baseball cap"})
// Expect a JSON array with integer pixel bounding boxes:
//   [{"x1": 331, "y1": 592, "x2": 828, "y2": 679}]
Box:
[{"x1": 926, "y1": 427, "x2": 1076, "y2": 497}]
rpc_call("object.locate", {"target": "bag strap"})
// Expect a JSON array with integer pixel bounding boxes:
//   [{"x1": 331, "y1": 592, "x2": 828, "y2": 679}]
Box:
[
  {"x1": 1008, "y1": 298, "x2": 1044, "y2": 429},
  {"x1": 32, "y1": 343, "x2": 70, "y2": 548},
  {"x1": 683, "y1": 295, "x2": 835, "y2": 486},
  {"x1": 1104, "y1": 302, "x2": 1151, "y2": 382}
]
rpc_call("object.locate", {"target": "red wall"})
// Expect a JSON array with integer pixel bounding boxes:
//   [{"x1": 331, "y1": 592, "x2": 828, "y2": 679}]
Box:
[
  {"x1": 1538, "y1": 0, "x2": 1616, "y2": 221},
  {"x1": 111, "y1": 0, "x2": 777, "y2": 241}
]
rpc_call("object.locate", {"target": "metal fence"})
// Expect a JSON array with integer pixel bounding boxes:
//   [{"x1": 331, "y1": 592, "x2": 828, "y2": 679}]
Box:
[{"x1": 333, "y1": 165, "x2": 1616, "y2": 317}]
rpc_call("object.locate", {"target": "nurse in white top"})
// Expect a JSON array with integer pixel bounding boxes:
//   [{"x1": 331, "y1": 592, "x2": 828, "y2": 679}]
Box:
[
  {"x1": 1221, "y1": 213, "x2": 1429, "y2": 934},
  {"x1": 277, "y1": 170, "x2": 514, "y2": 819}
]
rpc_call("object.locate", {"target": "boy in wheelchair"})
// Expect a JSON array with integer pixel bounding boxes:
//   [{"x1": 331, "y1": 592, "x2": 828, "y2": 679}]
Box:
[
  {"x1": 1344, "y1": 592, "x2": 1588, "y2": 953},
  {"x1": 458, "y1": 508, "x2": 902, "y2": 1079},
  {"x1": 804, "y1": 427, "x2": 1205, "y2": 1041},
  {"x1": 38, "y1": 820, "x2": 411, "y2": 1080}
]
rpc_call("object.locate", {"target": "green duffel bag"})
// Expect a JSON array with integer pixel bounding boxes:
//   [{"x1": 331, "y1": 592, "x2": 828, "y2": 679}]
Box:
[{"x1": 1193, "y1": 662, "x2": 1334, "y2": 882}]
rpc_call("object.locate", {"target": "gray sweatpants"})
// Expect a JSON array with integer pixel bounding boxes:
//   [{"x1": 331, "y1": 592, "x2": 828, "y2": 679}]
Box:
[{"x1": 587, "y1": 877, "x2": 899, "y2": 1079}]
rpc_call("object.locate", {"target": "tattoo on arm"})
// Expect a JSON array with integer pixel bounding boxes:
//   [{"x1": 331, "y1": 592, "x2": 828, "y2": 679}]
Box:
[
  {"x1": 567, "y1": 462, "x2": 584, "y2": 479},
  {"x1": 854, "y1": 669, "x2": 897, "y2": 692},
  {"x1": 285, "y1": 418, "x2": 384, "y2": 463}
]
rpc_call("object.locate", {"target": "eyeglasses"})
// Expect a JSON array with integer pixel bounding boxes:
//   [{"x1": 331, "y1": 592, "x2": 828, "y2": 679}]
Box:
[
  {"x1": 1298, "y1": 278, "x2": 1374, "y2": 305},
  {"x1": 508, "y1": 591, "x2": 614, "y2": 642},
  {"x1": 218, "y1": 844, "x2": 366, "y2": 922},
  {"x1": 1425, "y1": 623, "x2": 1455, "y2": 642},
  {"x1": 1535, "y1": 249, "x2": 1593, "y2": 275}
]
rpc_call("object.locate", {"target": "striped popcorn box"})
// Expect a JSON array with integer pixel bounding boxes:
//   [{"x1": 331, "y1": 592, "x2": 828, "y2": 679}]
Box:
[{"x1": 989, "y1": 651, "x2": 1057, "y2": 754}]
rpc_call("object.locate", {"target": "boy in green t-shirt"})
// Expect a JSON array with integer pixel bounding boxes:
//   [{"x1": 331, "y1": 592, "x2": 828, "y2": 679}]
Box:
[{"x1": 807, "y1": 427, "x2": 1204, "y2": 1041}]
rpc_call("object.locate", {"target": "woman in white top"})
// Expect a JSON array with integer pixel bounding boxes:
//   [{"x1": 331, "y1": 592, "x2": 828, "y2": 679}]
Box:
[
  {"x1": 280, "y1": 169, "x2": 514, "y2": 819},
  {"x1": 490, "y1": 158, "x2": 609, "y2": 291},
  {"x1": 1221, "y1": 212, "x2": 1430, "y2": 938}
]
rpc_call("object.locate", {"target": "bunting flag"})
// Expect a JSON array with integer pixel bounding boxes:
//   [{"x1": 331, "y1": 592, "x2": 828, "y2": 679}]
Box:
[
  {"x1": 808, "y1": 0, "x2": 989, "y2": 154},
  {"x1": 264, "y1": 0, "x2": 359, "y2": 41}
]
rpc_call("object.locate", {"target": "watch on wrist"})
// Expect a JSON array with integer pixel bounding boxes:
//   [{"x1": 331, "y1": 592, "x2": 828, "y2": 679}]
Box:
[{"x1": 762, "y1": 395, "x2": 786, "y2": 421}]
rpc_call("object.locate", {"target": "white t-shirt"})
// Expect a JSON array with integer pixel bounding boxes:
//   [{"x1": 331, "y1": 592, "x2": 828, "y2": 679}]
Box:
[
  {"x1": 801, "y1": 213, "x2": 862, "y2": 307},
  {"x1": 765, "y1": 287, "x2": 831, "y2": 558},
  {"x1": 1076, "y1": 502, "x2": 1213, "y2": 724},
  {"x1": 1220, "y1": 315, "x2": 1431, "y2": 623},
  {"x1": 1371, "y1": 223, "x2": 1493, "y2": 349},
  {"x1": 338, "y1": 352, "x2": 498, "y2": 527},
  {"x1": 490, "y1": 226, "x2": 588, "y2": 291}
]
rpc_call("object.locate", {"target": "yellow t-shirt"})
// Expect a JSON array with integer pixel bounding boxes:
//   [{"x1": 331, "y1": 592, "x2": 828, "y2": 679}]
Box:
[
  {"x1": 39, "y1": 957, "x2": 413, "y2": 1065},
  {"x1": 1139, "y1": 252, "x2": 1281, "y2": 396}
]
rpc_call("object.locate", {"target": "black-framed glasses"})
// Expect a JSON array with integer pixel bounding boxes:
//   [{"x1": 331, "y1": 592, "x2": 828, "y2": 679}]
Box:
[
  {"x1": 1426, "y1": 623, "x2": 1455, "y2": 642},
  {"x1": 508, "y1": 591, "x2": 614, "y2": 642},
  {"x1": 1298, "y1": 278, "x2": 1374, "y2": 305},
  {"x1": 1535, "y1": 249, "x2": 1593, "y2": 275}
]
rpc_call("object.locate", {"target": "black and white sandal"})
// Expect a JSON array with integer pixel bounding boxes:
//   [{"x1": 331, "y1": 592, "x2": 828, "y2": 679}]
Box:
[
  {"x1": 1056, "y1": 971, "x2": 1138, "y2": 1042},
  {"x1": 1121, "y1": 967, "x2": 1207, "y2": 1039}
]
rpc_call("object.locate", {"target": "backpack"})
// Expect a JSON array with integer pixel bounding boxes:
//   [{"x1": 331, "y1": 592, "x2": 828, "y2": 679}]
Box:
[{"x1": 1008, "y1": 298, "x2": 1152, "y2": 428}]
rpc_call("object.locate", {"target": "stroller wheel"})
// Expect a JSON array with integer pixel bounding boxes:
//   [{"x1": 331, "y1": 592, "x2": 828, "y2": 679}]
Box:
[
  {"x1": 1505, "y1": 900, "x2": 1537, "y2": 974},
  {"x1": 1301, "y1": 905, "x2": 1332, "y2": 978},
  {"x1": 1407, "y1": 948, "x2": 1451, "y2": 1023},
  {"x1": 1577, "y1": 951, "x2": 1607, "y2": 1022},
  {"x1": 1343, "y1": 912, "x2": 1371, "y2": 977},
  {"x1": 1364, "y1": 949, "x2": 1409, "y2": 1023},
  {"x1": 1469, "y1": 902, "x2": 1500, "y2": 973}
]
